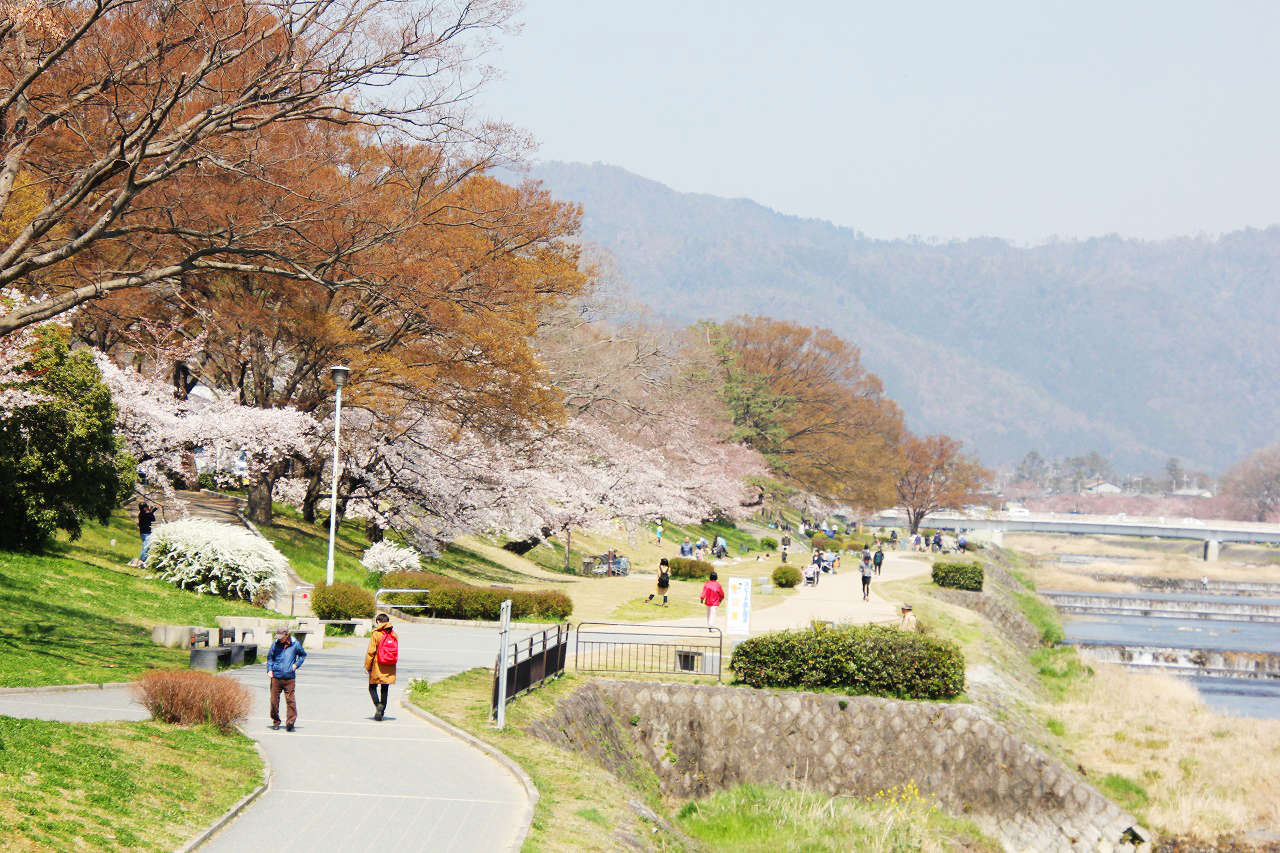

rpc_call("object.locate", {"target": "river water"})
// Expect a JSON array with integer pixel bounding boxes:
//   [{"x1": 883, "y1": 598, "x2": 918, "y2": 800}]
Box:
[{"x1": 1062, "y1": 613, "x2": 1280, "y2": 719}]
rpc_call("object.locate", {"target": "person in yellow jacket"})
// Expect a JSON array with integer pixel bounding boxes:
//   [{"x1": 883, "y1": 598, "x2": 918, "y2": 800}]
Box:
[{"x1": 364, "y1": 613, "x2": 398, "y2": 721}]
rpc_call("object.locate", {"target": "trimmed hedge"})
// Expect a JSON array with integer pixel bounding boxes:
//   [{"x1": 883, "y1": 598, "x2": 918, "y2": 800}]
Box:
[
  {"x1": 931, "y1": 561, "x2": 984, "y2": 591},
  {"x1": 759, "y1": 536, "x2": 778, "y2": 551},
  {"x1": 668, "y1": 557, "x2": 714, "y2": 580},
  {"x1": 378, "y1": 570, "x2": 572, "y2": 621},
  {"x1": 311, "y1": 582, "x2": 376, "y2": 620},
  {"x1": 772, "y1": 565, "x2": 801, "y2": 588},
  {"x1": 730, "y1": 625, "x2": 965, "y2": 700}
]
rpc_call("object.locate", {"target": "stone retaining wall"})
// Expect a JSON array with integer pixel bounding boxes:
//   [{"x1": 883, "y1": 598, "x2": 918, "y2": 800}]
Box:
[
  {"x1": 531, "y1": 680, "x2": 1148, "y2": 853},
  {"x1": 932, "y1": 586, "x2": 1044, "y2": 650}
]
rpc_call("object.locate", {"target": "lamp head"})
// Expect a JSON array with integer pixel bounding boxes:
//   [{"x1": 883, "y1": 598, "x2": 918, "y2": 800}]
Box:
[{"x1": 330, "y1": 365, "x2": 350, "y2": 388}]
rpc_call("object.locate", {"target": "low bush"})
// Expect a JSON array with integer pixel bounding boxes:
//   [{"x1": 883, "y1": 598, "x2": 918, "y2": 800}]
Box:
[
  {"x1": 810, "y1": 533, "x2": 833, "y2": 551},
  {"x1": 730, "y1": 624, "x2": 965, "y2": 700},
  {"x1": 311, "y1": 582, "x2": 376, "y2": 620},
  {"x1": 361, "y1": 540, "x2": 422, "y2": 575},
  {"x1": 130, "y1": 670, "x2": 252, "y2": 732},
  {"x1": 668, "y1": 557, "x2": 714, "y2": 580},
  {"x1": 759, "y1": 536, "x2": 778, "y2": 551},
  {"x1": 196, "y1": 472, "x2": 216, "y2": 491},
  {"x1": 146, "y1": 518, "x2": 288, "y2": 602},
  {"x1": 376, "y1": 570, "x2": 572, "y2": 621},
  {"x1": 931, "y1": 561, "x2": 984, "y2": 591},
  {"x1": 772, "y1": 565, "x2": 802, "y2": 588}
]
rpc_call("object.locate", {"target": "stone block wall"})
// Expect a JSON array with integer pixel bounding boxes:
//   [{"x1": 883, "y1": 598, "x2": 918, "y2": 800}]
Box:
[
  {"x1": 932, "y1": 586, "x2": 1044, "y2": 650},
  {"x1": 531, "y1": 680, "x2": 1146, "y2": 853}
]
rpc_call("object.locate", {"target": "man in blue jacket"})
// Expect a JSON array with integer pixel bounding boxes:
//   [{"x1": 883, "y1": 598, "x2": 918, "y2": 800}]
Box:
[{"x1": 267, "y1": 627, "x2": 307, "y2": 731}]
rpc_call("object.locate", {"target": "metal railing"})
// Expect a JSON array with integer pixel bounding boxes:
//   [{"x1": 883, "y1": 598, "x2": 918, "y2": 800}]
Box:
[
  {"x1": 290, "y1": 584, "x2": 315, "y2": 617},
  {"x1": 374, "y1": 588, "x2": 431, "y2": 613},
  {"x1": 491, "y1": 622, "x2": 571, "y2": 717},
  {"x1": 575, "y1": 622, "x2": 724, "y2": 681}
]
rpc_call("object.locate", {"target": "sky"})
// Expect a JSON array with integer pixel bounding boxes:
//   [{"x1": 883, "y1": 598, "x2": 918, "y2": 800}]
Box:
[{"x1": 474, "y1": 1, "x2": 1280, "y2": 244}]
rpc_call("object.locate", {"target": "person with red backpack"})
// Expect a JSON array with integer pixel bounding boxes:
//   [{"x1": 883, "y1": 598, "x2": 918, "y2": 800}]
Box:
[{"x1": 364, "y1": 613, "x2": 398, "y2": 721}]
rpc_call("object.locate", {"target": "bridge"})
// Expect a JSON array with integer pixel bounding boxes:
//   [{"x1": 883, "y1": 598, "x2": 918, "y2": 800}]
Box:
[{"x1": 864, "y1": 510, "x2": 1280, "y2": 560}]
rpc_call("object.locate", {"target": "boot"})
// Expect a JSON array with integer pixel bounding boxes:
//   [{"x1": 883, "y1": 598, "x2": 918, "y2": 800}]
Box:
[{"x1": 374, "y1": 704, "x2": 384, "y2": 721}]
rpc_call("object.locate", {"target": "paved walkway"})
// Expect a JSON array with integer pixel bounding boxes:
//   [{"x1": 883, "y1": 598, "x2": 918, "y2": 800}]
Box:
[
  {"x1": 660, "y1": 549, "x2": 933, "y2": 634},
  {"x1": 6, "y1": 622, "x2": 530, "y2": 853}
]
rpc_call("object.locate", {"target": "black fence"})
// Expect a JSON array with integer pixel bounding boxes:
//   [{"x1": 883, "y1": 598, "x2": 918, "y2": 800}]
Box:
[
  {"x1": 491, "y1": 622, "x2": 571, "y2": 715},
  {"x1": 575, "y1": 622, "x2": 724, "y2": 681}
]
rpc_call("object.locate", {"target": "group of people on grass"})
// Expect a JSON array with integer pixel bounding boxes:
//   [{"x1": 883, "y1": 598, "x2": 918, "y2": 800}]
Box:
[{"x1": 263, "y1": 613, "x2": 399, "y2": 731}]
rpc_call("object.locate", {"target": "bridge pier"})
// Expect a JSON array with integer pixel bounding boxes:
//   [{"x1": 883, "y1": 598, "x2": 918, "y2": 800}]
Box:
[{"x1": 1203, "y1": 539, "x2": 1220, "y2": 562}]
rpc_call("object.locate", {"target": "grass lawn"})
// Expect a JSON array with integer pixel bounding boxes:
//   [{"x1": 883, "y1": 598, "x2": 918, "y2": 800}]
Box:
[
  {"x1": 255, "y1": 503, "x2": 371, "y2": 587},
  {"x1": 0, "y1": 512, "x2": 273, "y2": 688},
  {"x1": 0, "y1": 717, "x2": 261, "y2": 852}
]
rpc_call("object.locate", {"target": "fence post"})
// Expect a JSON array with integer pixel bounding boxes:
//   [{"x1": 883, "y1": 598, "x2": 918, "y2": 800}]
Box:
[{"x1": 496, "y1": 599, "x2": 512, "y2": 730}]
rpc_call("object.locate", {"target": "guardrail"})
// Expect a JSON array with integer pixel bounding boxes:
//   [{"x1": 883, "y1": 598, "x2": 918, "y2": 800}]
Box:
[
  {"x1": 290, "y1": 584, "x2": 315, "y2": 617},
  {"x1": 491, "y1": 622, "x2": 571, "y2": 718},
  {"x1": 575, "y1": 622, "x2": 724, "y2": 681},
  {"x1": 374, "y1": 588, "x2": 431, "y2": 613}
]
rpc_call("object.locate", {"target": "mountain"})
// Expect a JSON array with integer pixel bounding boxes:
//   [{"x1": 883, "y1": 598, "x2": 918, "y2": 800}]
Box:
[{"x1": 526, "y1": 161, "x2": 1280, "y2": 474}]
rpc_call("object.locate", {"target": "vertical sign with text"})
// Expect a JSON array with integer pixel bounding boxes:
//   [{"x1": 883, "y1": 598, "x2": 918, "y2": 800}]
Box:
[{"x1": 726, "y1": 577, "x2": 752, "y2": 636}]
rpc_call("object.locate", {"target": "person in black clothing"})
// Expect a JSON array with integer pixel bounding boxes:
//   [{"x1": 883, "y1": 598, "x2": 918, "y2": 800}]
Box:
[
  {"x1": 135, "y1": 502, "x2": 157, "y2": 566},
  {"x1": 646, "y1": 558, "x2": 671, "y2": 606}
]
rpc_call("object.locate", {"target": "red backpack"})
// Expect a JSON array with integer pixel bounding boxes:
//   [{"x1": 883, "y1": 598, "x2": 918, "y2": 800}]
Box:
[{"x1": 376, "y1": 630, "x2": 399, "y2": 666}]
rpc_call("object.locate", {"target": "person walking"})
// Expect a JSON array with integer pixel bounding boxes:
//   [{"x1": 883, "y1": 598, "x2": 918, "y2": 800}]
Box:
[
  {"x1": 646, "y1": 558, "x2": 671, "y2": 606},
  {"x1": 267, "y1": 627, "x2": 307, "y2": 731},
  {"x1": 680, "y1": 537, "x2": 694, "y2": 558},
  {"x1": 780, "y1": 533, "x2": 791, "y2": 563},
  {"x1": 873, "y1": 545, "x2": 885, "y2": 576},
  {"x1": 365, "y1": 613, "x2": 398, "y2": 721},
  {"x1": 700, "y1": 572, "x2": 724, "y2": 630},
  {"x1": 860, "y1": 556, "x2": 874, "y2": 602},
  {"x1": 133, "y1": 501, "x2": 157, "y2": 567}
]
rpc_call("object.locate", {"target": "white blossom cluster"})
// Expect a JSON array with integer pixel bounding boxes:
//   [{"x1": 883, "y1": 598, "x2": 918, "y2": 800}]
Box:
[
  {"x1": 360, "y1": 540, "x2": 422, "y2": 575},
  {"x1": 145, "y1": 518, "x2": 288, "y2": 601}
]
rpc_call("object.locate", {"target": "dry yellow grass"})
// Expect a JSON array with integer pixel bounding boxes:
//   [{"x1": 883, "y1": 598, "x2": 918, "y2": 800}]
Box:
[
  {"x1": 1007, "y1": 533, "x2": 1280, "y2": 588},
  {"x1": 1049, "y1": 662, "x2": 1280, "y2": 836}
]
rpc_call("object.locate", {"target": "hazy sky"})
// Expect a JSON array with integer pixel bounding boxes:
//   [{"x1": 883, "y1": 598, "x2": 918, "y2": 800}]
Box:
[{"x1": 476, "y1": 1, "x2": 1280, "y2": 244}]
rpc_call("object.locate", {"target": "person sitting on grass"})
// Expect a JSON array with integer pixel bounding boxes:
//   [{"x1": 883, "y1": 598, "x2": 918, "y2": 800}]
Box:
[
  {"x1": 899, "y1": 603, "x2": 918, "y2": 632},
  {"x1": 646, "y1": 558, "x2": 671, "y2": 607}
]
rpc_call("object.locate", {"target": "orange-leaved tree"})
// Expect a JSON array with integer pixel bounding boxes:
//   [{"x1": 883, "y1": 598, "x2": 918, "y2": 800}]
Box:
[{"x1": 892, "y1": 433, "x2": 990, "y2": 534}]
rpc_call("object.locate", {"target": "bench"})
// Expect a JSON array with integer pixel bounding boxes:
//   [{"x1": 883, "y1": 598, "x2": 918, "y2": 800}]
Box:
[
  {"x1": 317, "y1": 619, "x2": 373, "y2": 637},
  {"x1": 189, "y1": 646, "x2": 232, "y2": 671}
]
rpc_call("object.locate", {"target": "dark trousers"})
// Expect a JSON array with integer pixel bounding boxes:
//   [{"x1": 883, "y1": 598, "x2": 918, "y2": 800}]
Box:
[
  {"x1": 369, "y1": 683, "x2": 388, "y2": 710},
  {"x1": 270, "y1": 676, "x2": 297, "y2": 725}
]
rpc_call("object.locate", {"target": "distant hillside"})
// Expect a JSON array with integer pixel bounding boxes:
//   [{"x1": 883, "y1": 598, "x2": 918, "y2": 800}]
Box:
[{"x1": 528, "y1": 161, "x2": 1280, "y2": 473}]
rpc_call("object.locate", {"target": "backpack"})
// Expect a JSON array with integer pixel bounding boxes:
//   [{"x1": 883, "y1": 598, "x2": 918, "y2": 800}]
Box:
[
  {"x1": 376, "y1": 630, "x2": 399, "y2": 666},
  {"x1": 658, "y1": 570, "x2": 670, "y2": 587}
]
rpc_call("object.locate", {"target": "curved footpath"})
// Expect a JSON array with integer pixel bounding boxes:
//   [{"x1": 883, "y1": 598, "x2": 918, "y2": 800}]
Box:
[
  {"x1": 657, "y1": 549, "x2": 934, "y2": 634},
  {"x1": 2, "y1": 622, "x2": 531, "y2": 853}
]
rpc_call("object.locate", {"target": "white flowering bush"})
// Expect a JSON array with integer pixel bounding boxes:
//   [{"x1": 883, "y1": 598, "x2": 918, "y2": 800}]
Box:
[
  {"x1": 361, "y1": 540, "x2": 422, "y2": 575},
  {"x1": 146, "y1": 518, "x2": 288, "y2": 602}
]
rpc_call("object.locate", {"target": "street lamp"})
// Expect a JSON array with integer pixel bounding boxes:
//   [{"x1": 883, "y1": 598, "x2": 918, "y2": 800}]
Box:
[{"x1": 325, "y1": 365, "x2": 350, "y2": 587}]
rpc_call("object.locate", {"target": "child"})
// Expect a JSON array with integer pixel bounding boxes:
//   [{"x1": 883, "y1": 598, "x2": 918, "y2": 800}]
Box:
[
  {"x1": 700, "y1": 571, "x2": 724, "y2": 631},
  {"x1": 646, "y1": 558, "x2": 671, "y2": 606}
]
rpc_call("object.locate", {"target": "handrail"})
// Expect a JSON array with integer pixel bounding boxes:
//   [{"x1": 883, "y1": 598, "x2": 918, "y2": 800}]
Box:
[
  {"x1": 374, "y1": 587, "x2": 431, "y2": 612},
  {"x1": 290, "y1": 583, "x2": 315, "y2": 617}
]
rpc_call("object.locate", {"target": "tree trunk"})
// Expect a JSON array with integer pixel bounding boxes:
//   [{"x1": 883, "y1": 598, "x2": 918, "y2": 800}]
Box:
[
  {"x1": 365, "y1": 518, "x2": 383, "y2": 543},
  {"x1": 246, "y1": 471, "x2": 274, "y2": 524},
  {"x1": 563, "y1": 527, "x2": 572, "y2": 573},
  {"x1": 301, "y1": 468, "x2": 325, "y2": 524}
]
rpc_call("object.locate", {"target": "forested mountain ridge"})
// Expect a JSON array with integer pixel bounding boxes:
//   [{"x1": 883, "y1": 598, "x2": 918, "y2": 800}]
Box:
[{"x1": 527, "y1": 161, "x2": 1280, "y2": 473}]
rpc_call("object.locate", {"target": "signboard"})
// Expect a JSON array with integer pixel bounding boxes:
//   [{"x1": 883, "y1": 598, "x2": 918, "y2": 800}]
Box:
[{"x1": 726, "y1": 577, "x2": 752, "y2": 636}]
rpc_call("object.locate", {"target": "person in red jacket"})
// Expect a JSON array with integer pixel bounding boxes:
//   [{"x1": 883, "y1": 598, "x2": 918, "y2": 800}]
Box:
[{"x1": 700, "y1": 572, "x2": 725, "y2": 631}]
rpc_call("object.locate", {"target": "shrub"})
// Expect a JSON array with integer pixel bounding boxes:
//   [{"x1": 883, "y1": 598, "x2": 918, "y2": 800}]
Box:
[
  {"x1": 668, "y1": 557, "x2": 714, "y2": 580},
  {"x1": 361, "y1": 540, "x2": 422, "y2": 575},
  {"x1": 759, "y1": 536, "x2": 778, "y2": 551},
  {"x1": 196, "y1": 472, "x2": 216, "y2": 491},
  {"x1": 772, "y1": 565, "x2": 802, "y2": 588},
  {"x1": 146, "y1": 518, "x2": 288, "y2": 602},
  {"x1": 931, "y1": 561, "x2": 984, "y2": 591},
  {"x1": 730, "y1": 625, "x2": 965, "y2": 700},
  {"x1": 376, "y1": 570, "x2": 571, "y2": 620},
  {"x1": 130, "y1": 670, "x2": 252, "y2": 732},
  {"x1": 810, "y1": 533, "x2": 832, "y2": 551},
  {"x1": 311, "y1": 582, "x2": 376, "y2": 620}
]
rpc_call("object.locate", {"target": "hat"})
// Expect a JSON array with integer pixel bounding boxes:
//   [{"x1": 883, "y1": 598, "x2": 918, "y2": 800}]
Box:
[
  {"x1": 901, "y1": 603, "x2": 913, "y2": 610},
  {"x1": 276, "y1": 627, "x2": 290, "y2": 636}
]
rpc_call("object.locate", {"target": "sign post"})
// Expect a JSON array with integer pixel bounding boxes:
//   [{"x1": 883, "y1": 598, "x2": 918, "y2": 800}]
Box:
[
  {"x1": 726, "y1": 577, "x2": 752, "y2": 636},
  {"x1": 496, "y1": 599, "x2": 512, "y2": 729}
]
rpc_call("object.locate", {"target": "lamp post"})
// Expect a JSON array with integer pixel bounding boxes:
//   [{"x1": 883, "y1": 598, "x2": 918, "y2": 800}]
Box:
[{"x1": 325, "y1": 365, "x2": 350, "y2": 587}]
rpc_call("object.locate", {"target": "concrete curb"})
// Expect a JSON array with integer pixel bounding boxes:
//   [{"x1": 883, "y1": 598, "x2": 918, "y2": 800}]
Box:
[
  {"x1": 0, "y1": 681, "x2": 132, "y2": 695},
  {"x1": 178, "y1": 738, "x2": 273, "y2": 853},
  {"x1": 399, "y1": 696, "x2": 538, "y2": 853}
]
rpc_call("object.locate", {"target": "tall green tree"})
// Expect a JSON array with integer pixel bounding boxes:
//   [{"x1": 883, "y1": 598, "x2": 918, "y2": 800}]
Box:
[{"x1": 0, "y1": 332, "x2": 130, "y2": 549}]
